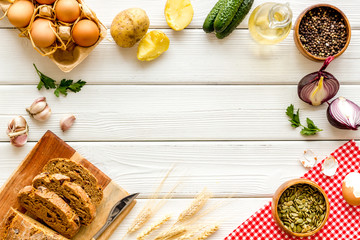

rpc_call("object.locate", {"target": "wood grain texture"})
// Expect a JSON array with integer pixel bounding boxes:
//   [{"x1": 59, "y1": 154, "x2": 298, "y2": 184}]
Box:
[
  {"x1": 0, "y1": 0, "x2": 358, "y2": 29},
  {"x1": 0, "y1": 131, "x2": 135, "y2": 240},
  {"x1": 0, "y1": 29, "x2": 359, "y2": 84},
  {"x1": 0, "y1": 85, "x2": 359, "y2": 142},
  {"x1": 0, "y1": 141, "x2": 348, "y2": 198}
]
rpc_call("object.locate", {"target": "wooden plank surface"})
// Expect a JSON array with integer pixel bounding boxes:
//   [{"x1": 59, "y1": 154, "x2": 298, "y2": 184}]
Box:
[
  {"x1": 0, "y1": 85, "x2": 359, "y2": 141},
  {"x1": 1, "y1": 0, "x2": 360, "y2": 239},
  {"x1": 0, "y1": 141, "x2": 347, "y2": 198},
  {"x1": 0, "y1": 131, "x2": 135, "y2": 240},
  {"x1": 0, "y1": 29, "x2": 359, "y2": 85},
  {"x1": 0, "y1": 0, "x2": 359, "y2": 29}
]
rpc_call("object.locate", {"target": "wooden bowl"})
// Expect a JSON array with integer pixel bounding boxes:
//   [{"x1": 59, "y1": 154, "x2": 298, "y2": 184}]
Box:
[
  {"x1": 271, "y1": 179, "x2": 330, "y2": 237},
  {"x1": 293, "y1": 4, "x2": 351, "y2": 61}
]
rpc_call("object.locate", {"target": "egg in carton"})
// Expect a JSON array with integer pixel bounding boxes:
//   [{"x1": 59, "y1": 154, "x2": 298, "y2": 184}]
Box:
[{"x1": 0, "y1": 0, "x2": 106, "y2": 72}]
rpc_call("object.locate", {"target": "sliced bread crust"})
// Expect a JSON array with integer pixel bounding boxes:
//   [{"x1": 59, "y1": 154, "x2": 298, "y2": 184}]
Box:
[
  {"x1": 33, "y1": 173, "x2": 96, "y2": 225},
  {"x1": 43, "y1": 158, "x2": 103, "y2": 205},
  {"x1": 17, "y1": 186, "x2": 80, "y2": 239},
  {"x1": 0, "y1": 208, "x2": 69, "y2": 240}
]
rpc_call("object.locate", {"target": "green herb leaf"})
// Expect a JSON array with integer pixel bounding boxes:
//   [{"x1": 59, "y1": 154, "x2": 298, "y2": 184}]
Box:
[
  {"x1": 286, "y1": 104, "x2": 301, "y2": 128},
  {"x1": 54, "y1": 79, "x2": 87, "y2": 97},
  {"x1": 34, "y1": 64, "x2": 56, "y2": 90},
  {"x1": 34, "y1": 64, "x2": 86, "y2": 97},
  {"x1": 286, "y1": 105, "x2": 322, "y2": 136},
  {"x1": 300, "y1": 118, "x2": 323, "y2": 135}
]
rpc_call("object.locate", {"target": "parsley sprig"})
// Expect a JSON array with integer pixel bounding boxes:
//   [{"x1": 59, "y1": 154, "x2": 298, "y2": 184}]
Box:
[
  {"x1": 286, "y1": 104, "x2": 323, "y2": 136},
  {"x1": 34, "y1": 64, "x2": 86, "y2": 97}
]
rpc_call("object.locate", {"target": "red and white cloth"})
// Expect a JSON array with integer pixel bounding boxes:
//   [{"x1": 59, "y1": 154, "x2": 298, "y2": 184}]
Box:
[{"x1": 225, "y1": 140, "x2": 360, "y2": 240}]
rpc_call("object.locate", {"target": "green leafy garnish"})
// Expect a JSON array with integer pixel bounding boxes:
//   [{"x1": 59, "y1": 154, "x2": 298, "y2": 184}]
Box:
[
  {"x1": 286, "y1": 104, "x2": 323, "y2": 136},
  {"x1": 34, "y1": 64, "x2": 56, "y2": 90},
  {"x1": 286, "y1": 104, "x2": 301, "y2": 128},
  {"x1": 54, "y1": 79, "x2": 87, "y2": 97},
  {"x1": 34, "y1": 64, "x2": 86, "y2": 97}
]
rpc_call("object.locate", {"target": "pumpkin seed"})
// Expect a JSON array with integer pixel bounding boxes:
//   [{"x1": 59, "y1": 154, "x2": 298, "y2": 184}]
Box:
[{"x1": 277, "y1": 183, "x2": 327, "y2": 233}]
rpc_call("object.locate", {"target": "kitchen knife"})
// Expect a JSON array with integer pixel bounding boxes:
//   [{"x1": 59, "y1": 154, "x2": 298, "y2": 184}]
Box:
[{"x1": 91, "y1": 193, "x2": 139, "y2": 240}]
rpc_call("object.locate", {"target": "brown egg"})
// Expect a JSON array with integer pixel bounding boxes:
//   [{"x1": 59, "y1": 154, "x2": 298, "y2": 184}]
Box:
[
  {"x1": 55, "y1": 0, "x2": 80, "y2": 23},
  {"x1": 7, "y1": 1, "x2": 34, "y2": 28},
  {"x1": 36, "y1": 0, "x2": 56, "y2": 4},
  {"x1": 342, "y1": 172, "x2": 360, "y2": 206},
  {"x1": 72, "y1": 20, "x2": 100, "y2": 47},
  {"x1": 30, "y1": 19, "x2": 56, "y2": 48}
]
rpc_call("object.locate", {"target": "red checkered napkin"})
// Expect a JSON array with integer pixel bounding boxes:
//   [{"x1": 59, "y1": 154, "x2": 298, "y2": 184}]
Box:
[{"x1": 226, "y1": 140, "x2": 360, "y2": 240}]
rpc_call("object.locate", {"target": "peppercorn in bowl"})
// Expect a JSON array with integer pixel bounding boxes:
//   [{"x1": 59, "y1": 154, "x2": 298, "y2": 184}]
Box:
[
  {"x1": 294, "y1": 4, "x2": 351, "y2": 61},
  {"x1": 271, "y1": 179, "x2": 330, "y2": 237}
]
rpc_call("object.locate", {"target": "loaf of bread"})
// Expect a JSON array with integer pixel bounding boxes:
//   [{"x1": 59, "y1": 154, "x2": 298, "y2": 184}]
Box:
[
  {"x1": 33, "y1": 172, "x2": 96, "y2": 225},
  {"x1": 17, "y1": 186, "x2": 80, "y2": 239},
  {"x1": 43, "y1": 158, "x2": 103, "y2": 205},
  {"x1": 0, "y1": 208, "x2": 69, "y2": 240}
]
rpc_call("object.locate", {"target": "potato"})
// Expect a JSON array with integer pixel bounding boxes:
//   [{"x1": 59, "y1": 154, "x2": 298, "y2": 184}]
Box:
[{"x1": 110, "y1": 8, "x2": 150, "y2": 48}]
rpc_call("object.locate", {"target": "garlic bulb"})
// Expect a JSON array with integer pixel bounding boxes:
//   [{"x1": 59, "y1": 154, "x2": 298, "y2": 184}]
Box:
[
  {"x1": 60, "y1": 114, "x2": 76, "y2": 132},
  {"x1": 26, "y1": 97, "x2": 51, "y2": 121},
  {"x1": 6, "y1": 116, "x2": 29, "y2": 147}
]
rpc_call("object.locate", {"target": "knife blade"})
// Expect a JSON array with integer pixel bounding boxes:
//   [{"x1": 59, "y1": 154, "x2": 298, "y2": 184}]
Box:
[{"x1": 91, "y1": 193, "x2": 139, "y2": 240}]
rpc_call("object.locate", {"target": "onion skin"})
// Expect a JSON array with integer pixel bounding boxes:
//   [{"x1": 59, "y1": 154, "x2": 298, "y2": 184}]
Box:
[
  {"x1": 298, "y1": 56, "x2": 339, "y2": 106},
  {"x1": 327, "y1": 97, "x2": 360, "y2": 130}
]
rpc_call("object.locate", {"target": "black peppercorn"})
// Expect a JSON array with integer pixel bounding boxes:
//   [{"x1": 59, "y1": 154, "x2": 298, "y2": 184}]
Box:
[{"x1": 299, "y1": 7, "x2": 347, "y2": 58}]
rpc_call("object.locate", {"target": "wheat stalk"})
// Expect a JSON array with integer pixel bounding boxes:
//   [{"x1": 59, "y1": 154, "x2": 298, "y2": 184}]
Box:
[
  {"x1": 177, "y1": 188, "x2": 212, "y2": 223},
  {"x1": 137, "y1": 215, "x2": 171, "y2": 240},
  {"x1": 127, "y1": 207, "x2": 152, "y2": 234},
  {"x1": 154, "y1": 226, "x2": 187, "y2": 240},
  {"x1": 126, "y1": 167, "x2": 175, "y2": 235},
  {"x1": 193, "y1": 224, "x2": 219, "y2": 240}
]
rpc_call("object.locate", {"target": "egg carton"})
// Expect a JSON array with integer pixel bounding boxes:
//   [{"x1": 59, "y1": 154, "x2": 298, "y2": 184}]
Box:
[{"x1": 0, "y1": 0, "x2": 106, "y2": 72}]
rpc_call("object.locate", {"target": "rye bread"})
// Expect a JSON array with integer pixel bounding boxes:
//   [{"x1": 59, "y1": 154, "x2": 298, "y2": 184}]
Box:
[
  {"x1": 43, "y1": 158, "x2": 103, "y2": 205},
  {"x1": 0, "y1": 208, "x2": 69, "y2": 240},
  {"x1": 17, "y1": 186, "x2": 80, "y2": 239},
  {"x1": 33, "y1": 173, "x2": 96, "y2": 225}
]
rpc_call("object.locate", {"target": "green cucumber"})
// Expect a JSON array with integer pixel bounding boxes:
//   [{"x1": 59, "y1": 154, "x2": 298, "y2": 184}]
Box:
[
  {"x1": 203, "y1": 0, "x2": 226, "y2": 33},
  {"x1": 216, "y1": 0, "x2": 254, "y2": 39},
  {"x1": 214, "y1": 0, "x2": 244, "y2": 33}
]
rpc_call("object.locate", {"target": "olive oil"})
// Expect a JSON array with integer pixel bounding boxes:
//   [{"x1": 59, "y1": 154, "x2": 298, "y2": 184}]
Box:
[{"x1": 248, "y1": 2, "x2": 292, "y2": 44}]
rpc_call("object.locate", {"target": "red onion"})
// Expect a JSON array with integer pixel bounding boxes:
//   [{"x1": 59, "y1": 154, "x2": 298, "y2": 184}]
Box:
[
  {"x1": 327, "y1": 97, "x2": 360, "y2": 130},
  {"x1": 298, "y1": 56, "x2": 339, "y2": 106}
]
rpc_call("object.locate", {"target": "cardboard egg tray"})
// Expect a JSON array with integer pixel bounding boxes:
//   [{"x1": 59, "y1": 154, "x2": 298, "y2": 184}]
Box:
[{"x1": 0, "y1": 0, "x2": 106, "y2": 72}]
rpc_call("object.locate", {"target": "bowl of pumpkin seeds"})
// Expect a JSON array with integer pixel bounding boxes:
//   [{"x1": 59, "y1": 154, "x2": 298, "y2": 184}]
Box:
[{"x1": 271, "y1": 179, "x2": 330, "y2": 237}]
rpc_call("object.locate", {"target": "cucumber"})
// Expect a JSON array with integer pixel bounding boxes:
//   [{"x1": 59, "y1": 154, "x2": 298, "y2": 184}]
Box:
[
  {"x1": 203, "y1": 0, "x2": 226, "y2": 33},
  {"x1": 216, "y1": 0, "x2": 254, "y2": 39},
  {"x1": 214, "y1": 0, "x2": 244, "y2": 33}
]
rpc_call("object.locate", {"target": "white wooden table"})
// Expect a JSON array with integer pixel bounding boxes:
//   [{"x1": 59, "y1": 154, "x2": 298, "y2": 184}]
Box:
[{"x1": 0, "y1": 0, "x2": 359, "y2": 239}]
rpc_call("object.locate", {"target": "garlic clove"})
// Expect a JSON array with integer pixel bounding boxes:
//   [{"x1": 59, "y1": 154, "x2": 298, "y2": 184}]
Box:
[
  {"x1": 6, "y1": 116, "x2": 29, "y2": 147},
  {"x1": 26, "y1": 97, "x2": 52, "y2": 121},
  {"x1": 321, "y1": 155, "x2": 339, "y2": 177},
  {"x1": 33, "y1": 105, "x2": 52, "y2": 122},
  {"x1": 299, "y1": 149, "x2": 317, "y2": 168},
  {"x1": 10, "y1": 134, "x2": 28, "y2": 147},
  {"x1": 60, "y1": 114, "x2": 76, "y2": 132}
]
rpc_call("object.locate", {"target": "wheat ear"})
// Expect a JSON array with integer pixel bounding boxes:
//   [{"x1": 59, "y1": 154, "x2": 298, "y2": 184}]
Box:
[
  {"x1": 137, "y1": 215, "x2": 171, "y2": 240},
  {"x1": 126, "y1": 167, "x2": 174, "y2": 235},
  {"x1": 177, "y1": 188, "x2": 212, "y2": 223},
  {"x1": 127, "y1": 207, "x2": 152, "y2": 234},
  {"x1": 154, "y1": 226, "x2": 187, "y2": 240},
  {"x1": 193, "y1": 224, "x2": 219, "y2": 240}
]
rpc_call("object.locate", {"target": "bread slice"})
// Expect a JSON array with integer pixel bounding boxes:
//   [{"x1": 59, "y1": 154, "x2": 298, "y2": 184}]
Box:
[
  {"x1": 0, "y1": 208, "x2": 69, "y2": 240},
  {"x1": 17, "y1": 186, "x2": 80, "y2": 239},
  {"x1": 43, "y1": 158, "x2": 103, "y2": 205},
  {"x1": 33, "y1": 173, "x2": 96, "y2": 225}
]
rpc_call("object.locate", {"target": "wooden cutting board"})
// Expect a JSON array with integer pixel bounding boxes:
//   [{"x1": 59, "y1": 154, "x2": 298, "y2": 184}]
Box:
[{"x1": 0, "y1": 130, "x2": 136, "y2": 240}]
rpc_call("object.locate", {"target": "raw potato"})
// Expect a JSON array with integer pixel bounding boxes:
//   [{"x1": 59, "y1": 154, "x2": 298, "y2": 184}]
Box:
[
  {"x1": 137, "y1": 30, "x2": 170, "y2": 61},
  {"x1": 110, "y1": 8, "x2": 150, "y2": 48},
  {"x1": 165, "y1": 0, "x2": 194, "y2": 31}
]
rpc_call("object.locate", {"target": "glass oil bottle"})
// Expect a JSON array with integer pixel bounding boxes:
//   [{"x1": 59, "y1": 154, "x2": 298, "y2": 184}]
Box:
[{"x1": 248, "y1": 2, "x2": 292, "y2": 44}]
